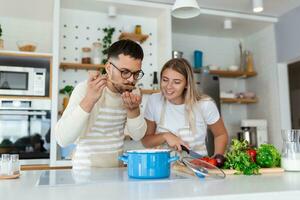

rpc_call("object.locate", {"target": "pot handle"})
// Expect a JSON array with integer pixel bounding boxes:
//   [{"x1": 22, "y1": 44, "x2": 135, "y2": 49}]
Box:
[
  {"x1": 168, "y1": 155, "x2": 179, "y2": 163},
  {"x1": 118, "y1": 155, "x2": 128, "y2": 164}
]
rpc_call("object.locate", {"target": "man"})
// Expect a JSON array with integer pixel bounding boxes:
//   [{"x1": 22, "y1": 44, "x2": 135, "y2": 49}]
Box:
[{"x1": 55, "y1": 40, "x2": 146, "y2": 169}]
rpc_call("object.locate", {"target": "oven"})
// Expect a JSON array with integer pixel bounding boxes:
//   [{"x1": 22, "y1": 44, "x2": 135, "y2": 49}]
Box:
[
  {"x1": 0, "y1": 99, "x2": 51, "y2": 162},
  {"x1": 0, "y1": 66, "x2": 46, "y2": 96}
]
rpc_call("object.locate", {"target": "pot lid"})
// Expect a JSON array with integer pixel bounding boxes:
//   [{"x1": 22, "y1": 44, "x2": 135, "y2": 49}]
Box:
[{"x1": 182, "y1": 157, "x2": 226, "y2": 179}]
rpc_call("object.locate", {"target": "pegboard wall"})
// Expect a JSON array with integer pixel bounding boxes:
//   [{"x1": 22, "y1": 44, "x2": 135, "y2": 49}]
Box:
[{"x1": 58, "y1": 8, "x2": 159, "y2": 111}]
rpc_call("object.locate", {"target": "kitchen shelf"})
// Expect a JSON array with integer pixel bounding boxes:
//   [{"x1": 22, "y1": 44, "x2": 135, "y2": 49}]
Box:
[
  {"x1": 209, "y1": 70, "x2": 257, "y2": 78},
  {"x1": 221, "y1": 98, "x2": 258, "y2": 104},
  {"x1": 0, "y1": 96, "x2": 51, "y2": 100},
  {"x1": 0, "y1": 50, "x2": 52, "y2": 58},
  {"x1": 119, "y1": 32, "x2": 149, "y2": 44},
  {"x1": 141, "y1": 89, "x2": 160, "y2": 94},
  {"x1": 60, "y1": 62, "x2": 105, "y2": 70}
]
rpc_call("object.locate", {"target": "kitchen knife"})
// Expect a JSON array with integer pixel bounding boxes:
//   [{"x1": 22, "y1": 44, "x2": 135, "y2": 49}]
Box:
[{"x1": 181, "y1": 145, "x2": 204, "y2": 159}]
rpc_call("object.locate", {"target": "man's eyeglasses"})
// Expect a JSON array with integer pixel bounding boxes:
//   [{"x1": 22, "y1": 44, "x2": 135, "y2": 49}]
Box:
[{"x1": 109, "y1": 62, "x2": 144, "y2": 80}]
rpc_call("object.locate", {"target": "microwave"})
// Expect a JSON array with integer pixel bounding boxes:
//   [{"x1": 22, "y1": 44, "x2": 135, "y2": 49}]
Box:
[{"x1": 0, "y1": 66, "x2": 46, "y2": 96}]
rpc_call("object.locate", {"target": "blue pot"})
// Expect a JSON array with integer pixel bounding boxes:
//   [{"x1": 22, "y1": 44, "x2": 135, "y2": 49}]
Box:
[{"x1": 119, "y1": 149, "x2": 179, "y2": 179}]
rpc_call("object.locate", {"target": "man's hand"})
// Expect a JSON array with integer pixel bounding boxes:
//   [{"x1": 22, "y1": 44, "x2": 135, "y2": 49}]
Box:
[
  {"x1": 80, "y1": 71, "x2": 107, "y2": 113},
  {"x1": 122, "y1": 91, "x2": 142, "y2": 118}
]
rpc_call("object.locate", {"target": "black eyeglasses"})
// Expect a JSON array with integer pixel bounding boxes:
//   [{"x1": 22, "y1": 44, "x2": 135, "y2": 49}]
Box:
[{"x1": 109, "y1": 62, "x2": 144, "y2": 80}]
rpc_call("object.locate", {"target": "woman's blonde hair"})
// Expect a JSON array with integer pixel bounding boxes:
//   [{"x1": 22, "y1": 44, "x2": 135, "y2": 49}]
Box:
[{"x1": 160, "y1": 58, "x2": 207, "y2": 134}]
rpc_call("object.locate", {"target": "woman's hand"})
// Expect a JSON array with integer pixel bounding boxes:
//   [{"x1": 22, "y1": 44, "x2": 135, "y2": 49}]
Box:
[
  {"x1": 80, "y1": 71, "x2": 107, "y2": 112},
  {"x1": 162, "y1": 132, "x2": 189, "y2": 151}
]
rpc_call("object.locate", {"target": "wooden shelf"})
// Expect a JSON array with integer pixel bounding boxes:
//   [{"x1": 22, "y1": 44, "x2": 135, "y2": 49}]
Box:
[
  {"x1": 141, "y1": 89, "x2": 160, "y2": 94},
  {"x1": 119, "y1": 32, "x2": 149, "y2": 44},
  {"x1": 60, "y1": 62, "x2": 105, "y2": 70},
  {"x1": 21, "y1": 164, "x2": 71, "y2": 171},
  {"x1": 221, "y1": 98, "x2": 258, "y2": 104},
  {"x1": 0, "y1": 96, "x2": 51, "y2": 100},
  {"x1": 0, "y1": 50, "x2": 52, "y2": 58},
  {"x1": 209, "y1": 70, "x2": 257, "y2": 78}
]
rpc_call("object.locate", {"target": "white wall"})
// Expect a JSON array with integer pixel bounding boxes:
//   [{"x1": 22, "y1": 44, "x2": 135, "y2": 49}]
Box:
[
  {"x1": 172, "y1": 33, "x2": 240, "y2": 67},
  {"x1": 0, "y1": 16, "x2": 53, "y2": 52},
  {"x1": 58, "y1": 8, "x2": 159, "y2": 111},
  {"x1": 275, "y1": 5, "x2": 300, "y2": 63},
  {"x1": 172, "y1": 33, "x2": 247, "y2": 139},
  {"x1": 244, "y1": 25, "x2": 282, "y2": 149}
]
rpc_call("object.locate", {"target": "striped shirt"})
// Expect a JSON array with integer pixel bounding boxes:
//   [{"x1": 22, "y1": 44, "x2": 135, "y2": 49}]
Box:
[{"x1": 55, "y1": 81, "x2": 146, "y2": 169}]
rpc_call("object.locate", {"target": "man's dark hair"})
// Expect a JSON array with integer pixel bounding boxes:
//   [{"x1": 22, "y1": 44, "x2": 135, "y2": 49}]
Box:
[{"x1": 107, "y1": 39, "x2": 144, "y2": 61}]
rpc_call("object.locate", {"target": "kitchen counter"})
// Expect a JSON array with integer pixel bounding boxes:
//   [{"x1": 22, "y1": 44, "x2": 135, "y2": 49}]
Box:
[{"x1": 1, "y1": 168, "x2": 300, "y2": 200}]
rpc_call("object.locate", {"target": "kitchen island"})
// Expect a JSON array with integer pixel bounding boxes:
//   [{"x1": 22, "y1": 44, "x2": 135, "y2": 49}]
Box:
[{"x1": 1, "y1": 168, "x2": 300, "y2": 200}]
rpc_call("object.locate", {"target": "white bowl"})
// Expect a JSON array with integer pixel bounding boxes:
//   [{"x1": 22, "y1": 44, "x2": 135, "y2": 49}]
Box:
[
  {"x1": 208, "y1": 65, "x2": 219, "y2": 70},
  {"x1": 228, "y1": 65, "x2": 239, "y2": 71}
]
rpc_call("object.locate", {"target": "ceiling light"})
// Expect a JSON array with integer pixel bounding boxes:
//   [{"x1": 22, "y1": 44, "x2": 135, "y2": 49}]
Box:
[
  {"x1": 172, "y1": 0, "x2": 201, "y2": 19},
  {"x1": 253, "y1": 0, "x2": 264, "y2": 13},
  {"x1": 224, "y1": 19, "x2": 232, "y2": 29},
  {"x1": 108, "y1": 6, "x2": 117, "y2": 17}
]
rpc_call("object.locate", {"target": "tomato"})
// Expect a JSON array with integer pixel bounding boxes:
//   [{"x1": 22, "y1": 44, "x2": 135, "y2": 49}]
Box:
[
  {"x1": 191, "y1": 159, "x2": 203, "y2": 166},
  {"x1": 200, "y1": 157, "x2": 210, "y2": 162},
  {"x1": 207, "y1": 158, "x2": 218, "y2": 166},
  {"x1": 246, "y1": 149, "x2": 257, "y2": 162}
]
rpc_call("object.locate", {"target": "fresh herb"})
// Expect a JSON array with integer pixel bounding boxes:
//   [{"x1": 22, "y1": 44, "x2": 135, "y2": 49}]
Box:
[
  {"x1": 101, "y1": 27, "x2": 115, "y2": 65},
  {"x1": 256, "y1": 144, "x2": 281, "y2": 168},
  {"x1": 223, "y1": 139, "x2": 260, "y2": 175}
]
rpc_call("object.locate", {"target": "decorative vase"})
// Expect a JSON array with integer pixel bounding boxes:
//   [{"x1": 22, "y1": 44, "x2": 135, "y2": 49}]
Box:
[{"x1": 63, "y1": 97, "x2": 69, "y2": 111}]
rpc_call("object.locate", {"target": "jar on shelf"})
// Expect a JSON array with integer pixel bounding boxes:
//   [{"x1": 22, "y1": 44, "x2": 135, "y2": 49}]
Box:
[
  {"x1": 92, "y1": 42, "x2": 102, "y2": 64},
  {"x1": 81, "y1": 47, "x2": 91, "y2": 64},
  {"x1": 244, "y1": 50, "x2": 254, "y2": 72},
  {"x1": 135, "y1": 25, "x2": 142, "y2": 35}
]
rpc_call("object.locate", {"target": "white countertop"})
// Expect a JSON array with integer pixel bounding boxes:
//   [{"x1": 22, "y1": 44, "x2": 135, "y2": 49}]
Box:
[{"x1": 1, "y1": 168, "x2": 300, "y2": 200}]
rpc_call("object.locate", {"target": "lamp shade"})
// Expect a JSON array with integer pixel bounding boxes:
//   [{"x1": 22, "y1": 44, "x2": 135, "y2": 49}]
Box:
[
  {"x1": 224, "y1": 19, "x2": 232, "y2": 29},
  {"x1": 108, "y1": 6, "x2": 117, "y2": 17},
  {"x1": 172, "y1": 0, "x2": 200, "y2": 19},
  {"x1": 253, "y1": 0, "x2": 263, "y2": 13}
]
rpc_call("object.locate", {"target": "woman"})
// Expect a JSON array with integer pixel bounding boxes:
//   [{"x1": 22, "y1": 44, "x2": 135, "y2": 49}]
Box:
[{"x1": 142, "y1": 58, "x2": 228, "y2": 156}]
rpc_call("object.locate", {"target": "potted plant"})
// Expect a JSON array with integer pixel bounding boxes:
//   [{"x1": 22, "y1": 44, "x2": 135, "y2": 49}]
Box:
[
  {"x1": 101, "y1": 27, "x2": 115, "y2": 67},
  {"x1": 59, "y1": 85, "x2": 74, "y2": 111},
  {"x1": 0, "y1": 24, "x2": 3, "y2": 49}
]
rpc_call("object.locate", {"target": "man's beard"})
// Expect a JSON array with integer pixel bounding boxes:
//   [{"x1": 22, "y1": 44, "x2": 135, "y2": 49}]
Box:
[
  {"x1": 113, "y1": 81, "x2": 136, "y2": 93},
  {"x1": 108, "y1": 75, "x2": 136, "y2": 93}
]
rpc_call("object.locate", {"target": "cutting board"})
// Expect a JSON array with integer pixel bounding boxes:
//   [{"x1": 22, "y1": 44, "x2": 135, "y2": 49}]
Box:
[{"x1": 172, "y1": 163, "x2": 284, "y2": 176}]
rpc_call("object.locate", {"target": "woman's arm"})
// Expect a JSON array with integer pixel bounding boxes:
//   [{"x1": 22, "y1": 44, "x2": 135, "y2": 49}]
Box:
[
  {"x1": 141, "y1": 119, "x2": 188, "y2": 151},
  {"x1": 141, "y1": 119, "x2": 164, "y2": 147},
  {"x1": 208, "y1": 117, "x2": 228, "y2": 155}
]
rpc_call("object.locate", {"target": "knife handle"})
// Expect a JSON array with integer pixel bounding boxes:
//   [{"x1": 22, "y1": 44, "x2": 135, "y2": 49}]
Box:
[{"x1": 181, "y1": 145, "x2": 190, "y2": 153}]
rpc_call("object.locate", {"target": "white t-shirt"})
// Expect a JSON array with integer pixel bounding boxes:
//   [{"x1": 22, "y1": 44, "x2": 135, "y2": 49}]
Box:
[{"x1": 144, "y1": 93, "x2": 220, "y2": 143}]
